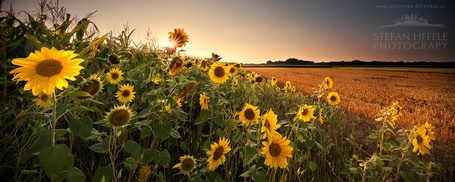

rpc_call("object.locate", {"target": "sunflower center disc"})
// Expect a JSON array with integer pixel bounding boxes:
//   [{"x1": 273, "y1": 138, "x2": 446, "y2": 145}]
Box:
[
  {"x1": 110, "y1": 109, "x2": 130, "y2": 126},
  {"x1": 122, "y1": 90, "x2": 130, "y2": 97},
  {"x1": 213, "y1": 146, "x2": 224, "y2": 160},
  {"x1": 331, "y1": 96, "x2": 337, "y2": 102},
  {"x1": 214, "y1": 67, "x2": 225, "y2": 77},
  {"x1": 302, "y1": 109, "x2": 308, "y2": 116},
  {"x1": 35, "y1": 59, "x2": 63, "y2": 77},
  {"x1": 230, "y1": 68, "x2": 235, "y2": 74},
  {"x1": 416, "y1": 135, "x2": 423, "y2": 144},
  {"x1": 245, "y1": 109, "x2": 255, "y2": 120},
  {"x1": 181, "y1": 158, "x2": 194, "y2": 171},
  {"x1": 175, "y1": 60, "x2": 183, "y2": 68},
  {"x1": 40, "y1": 94, "x2": 50, "y2": 101},
  {"x1": 111, "y1": 73, "x2": 119, "y2": 79},
  {"x1": 256, "y1": 77, "x2": 263, "y2": 83},
  {"x1": 269, "y1": 143, "x2": 281, "y2": 157}
]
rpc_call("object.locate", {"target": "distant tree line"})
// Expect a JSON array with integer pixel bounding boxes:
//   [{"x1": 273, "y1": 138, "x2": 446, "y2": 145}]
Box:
[{"x1": 265, "y1": 58, "x2": 455, "y2": 67}]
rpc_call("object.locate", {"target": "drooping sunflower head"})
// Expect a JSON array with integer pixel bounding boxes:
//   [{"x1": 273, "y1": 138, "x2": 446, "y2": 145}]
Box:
[
  {"x1": 206, "y1": 137, "x2": 231, "y2": 171},
  {"x1": 255, "y1": 76, "x2": 264, "y2": 84},
  {"x1": 168, "y1": 28, "x2": 189, "y2": 48},
  {"x1": 177, "y1": 82, "x2": 196, "y2": 101},
  {"x1": 33, "y1": 92, "x2": 53, "y2": 108},
  {"x1": 261, "y1": 109, "x2": 281, "y2": 139},
  {"x1": 285, "y1": 81, "x2": 291, "y2": 88},
  {"x1": 261, "y1": 134, "x2": 293, "y2": 169},
  {"x1": 106, "y1": 68, "x2": 123, "y2": 84},
  {"x1": 105, "y1": 105, "x2": 134, "y2": 128},
  {"x1": 77, "y1": 74, "x2": 103, "y2": 100},
  {"x1": 412, "y1": 125, "x2": 431, "y2": 156},
  {"x1": 116, "y1": 83, "x2": 136, "y2": 104},
  {"x1": 170, "y1": 57, "x2": 185, "y2": 76},
  {"x1": 199, "y1": 93, "x2": 210, "y2": 110},
  {"x1": 208, "y1": 62, "x2": 229, "y2": 84},
  {"x1": 239, "y1": 103, "x2": 260, "y2": 126},
  {"x1": 10, "y1": 47, "x2": 84, "y2": 95},
  {"x1": 173, "y1": 155, "x2": 196, "y2": 174},
  {"x1": 318, "y1": 110, "x2": 324, "y2": 124},
  {"x1": 323, "y1": 77, "x2": 333, "y2": 89},
  {"x1": 298, "y1": 104, "x2": 315, "y2": 122},
  {"x1": 138, "y1": 165, "x2": 151, "y2": 182},
  {"x1": 327, "y1": 92, "x2": 341, "y2": 106}
]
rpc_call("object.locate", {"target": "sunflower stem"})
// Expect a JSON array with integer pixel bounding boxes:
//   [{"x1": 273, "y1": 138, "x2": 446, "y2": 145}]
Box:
[{"x1": 51, "y1": 91, "x2": 57, "y2": 146}]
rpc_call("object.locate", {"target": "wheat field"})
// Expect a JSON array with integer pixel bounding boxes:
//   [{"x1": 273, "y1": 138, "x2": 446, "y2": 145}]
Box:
[{"x1": 245, "y1": 67, "x2": 455, "y2": 149}]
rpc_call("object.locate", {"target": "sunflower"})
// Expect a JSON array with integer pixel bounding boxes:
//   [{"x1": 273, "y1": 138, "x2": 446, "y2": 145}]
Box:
[
  {"x1": 109, "y1": 54, "x2": 120, "y2": 64},
  {"x1": 116, "y1": 83, "x2": 136, "y2": 103},
  {"x1": 208, "y1": 62, "x2": 229, "y2": 84},
  {"x1": 261, "y1": 109, "x2": 281, "y2": 139},
  {"x1": 391, "y1": 101, "x2": 402, "y2": 120},
  {"x1": 138, "y1": 165, "x2": 151, "y2": 182},
  {"x1": 255, "y1": 76, "x2": 263, "y2": 84},
  {"x1": 233, "y1": 112, "x2": 241, "y2": 123},
  {"x1": 272, "y1": 77, "x2": 277, "y2": 84},
  {"x1": 327, "y1": 92, "x2": 341, "y2": 106},
  {"x1": 261, "y1": 134, "x2": 293, "y2": 169},
  {"x1": 285, "y1": 81, "x2": 291, "y2": 88},
  {"x1": 228, "y1": 65, "x2": 237, "y2": 76},
  {"x1": 33, "y1": 92, "x2": 53, "y2": 108},
  {"x1": 207, "y1": 137, "x2": 231, "y2": 171},
  {"x1": 170, "y1": 57, "x2": 184, "y2": 76},
  {"x1": 233, "y1": 79, "x2": 238, "y2": 86},
  {"x1": 77, "y1": 74, "x2": 103, "y2": 100},
  {"x1": 412, "y1": 125, "x2": 431, "y2": 156},
  {"x1": 239, "y1": 103, "x2": 260, "y2": 126},
  {"x1": 10, "y1": 47, "x2": 84, "y2": 95},
  {"x1": 105, "y1": 105, "x2": 133, "y2": 127},
  {"x1": 106, "y1": 68, "x2": 123, "y2": 84},
  {"x1": 168, "y1": 28, "x2": 189, "y2": 48},
  {"x1": 177, "y1": 82, "x2": 196, "y2": 101},
  {"x1": 201, "y1": 60, "x2": 208, "y2": 71},
  {"x1": 323, "y1": 77, "x2": 333, "y2": 89},
  {"x1": 199, "y1": 93, "x2": 210, "y2": 110},
  {"x1": 276, "y1": 87, "x2": 280, "y2": 92},
  {"x1": 297, "y1": 104, "x2": 315, "y2": 122},
  {"x1": 246, "y1": 73, "x2": 250, "y2": 79},
  {"x1": 266, "y1": 83, "x2": 270, "y2": 87},
  {"x1": 173, "y1": 155, "x2": 196, "y2": 174},
  {"x1": 423, "y1": 122, "x2": 435, "y2": 141},
  {"x1": 291, "y1": 86, "x2": 296, "y2": 93},
  {"x1": 166, "y1": 99, "x2": 182, "y2": 114}
]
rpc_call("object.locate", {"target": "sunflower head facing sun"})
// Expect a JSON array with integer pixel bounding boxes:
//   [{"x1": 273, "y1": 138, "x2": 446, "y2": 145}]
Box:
[
  {"x1": 206, "y1": 137, "x2": 231, "y2": 171},
  {"x1": 208, "y1": 62, "x2": 229, "y2": 84},
  {"x1": 105, "y1": 105, "x2": 134, "y2": 128},
  {"x1": 327, "y1": 92, "x2": 341, "y2": 106},
  {"x1": 297, "y1": 104, "x2": 315, "y2": 122},
  {"x1": 168, "y1": 28, "x2": 189, "y2": 48},
  {"x1": 173, "y1": 155, "x2": 196, "y2": 174},
  {"x1": 412, "y1": 125, "x2": 431, "y2": 156},
  {"x1": 116, "y1": 83, "x2": 136, "y2": 104},
  {"x1": 106, "y1": 68, "x2": 123, "y2": 84},
  {"x1": 10, "y1": 47, "x2": 84, "y2": 95},
  {"x1": 323, "y1": 77, "x2": 333, "y2": 89},
  {"x1": 261, "y1": 134, "x2": 293, "y2": 169},
  {"x1": 77, "y1": 74, "x2": 103, "y2": 100},
  {"x1": 261, "y1": 109, "x2": 281, "y2": 139},
  {"x1": 239, "y1": 103, "x2": 260, "y2": 126},
  {"x1": 33, "y1": 92, "x2": 53, "y2": 108}
]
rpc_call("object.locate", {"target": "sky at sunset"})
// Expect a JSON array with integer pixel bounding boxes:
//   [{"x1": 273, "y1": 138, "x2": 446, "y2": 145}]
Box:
[{"x1": 5, "y1": 0, "x2": 455, "y2": 63}]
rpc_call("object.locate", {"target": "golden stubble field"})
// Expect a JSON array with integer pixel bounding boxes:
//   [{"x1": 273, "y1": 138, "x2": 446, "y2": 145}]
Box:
[{"x1": 245, "y1": 67, "x2": 455, "y2": 149}]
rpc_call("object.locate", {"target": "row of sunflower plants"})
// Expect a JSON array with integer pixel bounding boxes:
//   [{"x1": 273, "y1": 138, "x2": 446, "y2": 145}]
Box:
[{"x1": 2, "y1": 7, "x2": 441, "y2": 182}]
